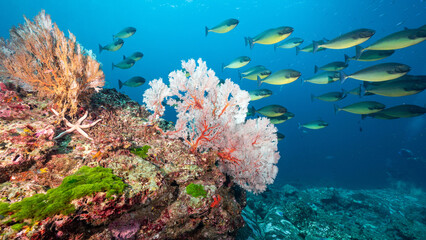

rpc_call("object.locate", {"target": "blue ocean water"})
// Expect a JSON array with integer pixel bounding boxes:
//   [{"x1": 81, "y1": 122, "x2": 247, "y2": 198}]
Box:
[{"x1": 1, "y1": 0, "x2": 425, "y2": 190}]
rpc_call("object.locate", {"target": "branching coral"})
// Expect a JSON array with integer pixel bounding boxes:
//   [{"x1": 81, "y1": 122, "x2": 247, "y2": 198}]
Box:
[
  {"x1": 143, "y1": 59, "x2": 280, "y2": 193},
  {"x1": 0, "y1": 10, "x2": 104, "y2": 117}
]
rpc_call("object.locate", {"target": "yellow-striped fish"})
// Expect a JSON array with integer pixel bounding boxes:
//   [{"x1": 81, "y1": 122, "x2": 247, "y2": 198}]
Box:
[
  {"x1": 259, "y1": 69, "x2": 301, "y2": 86},
  {"x1": 222, "y1": 56, "x2": 251, "y2": 71},
  {"x1": 341, "y1": 63, "x2": 410, "y2": 83},
  {"x1": 335, "y1": 101, "x2": 385, "y2": 115}
]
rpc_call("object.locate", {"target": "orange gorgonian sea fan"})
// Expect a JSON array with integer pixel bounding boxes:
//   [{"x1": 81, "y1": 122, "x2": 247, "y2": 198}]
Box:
[{"x1": 0, "y1": 10, "x2": 104, "y2": 117}]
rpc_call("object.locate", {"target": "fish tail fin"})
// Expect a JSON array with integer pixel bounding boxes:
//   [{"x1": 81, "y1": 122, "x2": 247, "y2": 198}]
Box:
[
  {"x1": 358, "y1": 84, "x2": 363, "y2": 98},
  {"x1": 334, "y1": 104, "x2": 340, "y2": 115},
  {"x1": 300, "y1": 76, "x2": 304, "y2": 85},
  {"x1": 248, "y1": 106, "x2": 256, "y2": 116},
  {"x1": 355, "y1": 45, "x2": 364, "y2": 59},
  {"x1": 297, "y1": 122, "x2": 302, "y2": 129},
  {"x1": 112, "y1": 63, "x2": 114, "y2": 71},
  {"x1": 257, "y1": 75, "x2": 262, "y2": 87},
  {"x1": 314, "y1": 65, "x2": 319, "y2": 73},
  {"x1": 340, "y1": 72, "x2": 348, "y2": 84},
  {"x1": 118, "y1": 79, "x2": 123, "y2": 89},
  {"x1": 222, "y1": 63, "x2": 225, "y2": 72},
  {"x1": 238, "y1": 70, "x2": 242, "y2": 81},
  {"x1": 247, "y1": 37, "x2": 254, "y2": 49},
  {"x1": 244, "y1": 37, "x2": 248, "y2": 47},
  {"x1": 341, "y1": 88, "x2": 348, "y2": 98},
  {"x1": 98, "y1": 44, "x2": 103, "y2": 54},
  {"x1": 344, "y1": 54, "x2": 350, "y2": 64},
  {"x1": 123, "y1": 55, "x2": 126, "y2": 60},
  {"x1": 310, "y1": 93, "x2": 315, "y2": 102},
  {"x1": 362, "y1": 82, "x2": 370, "y2": 97},
  {"x1": 295, "y1": 46, "x2": 301, "y2": 55},
  {"x1": 312, "y1": 40, "x2": 319, "y2": 53},
  {"x1": 205, "y1": 26, "x2": 209, "y2": 37}
]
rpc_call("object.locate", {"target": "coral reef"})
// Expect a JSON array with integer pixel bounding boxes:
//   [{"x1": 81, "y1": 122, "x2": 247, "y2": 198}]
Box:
[
  {"x1": 238, "y1": 184, "x2": 426, "y2": 240},
  {"x1": 0, "y1": 10, "x2": 104, "y2": 117},
  {"x1": 143, "y1": 59, "x2": 280, "y2": 193}
]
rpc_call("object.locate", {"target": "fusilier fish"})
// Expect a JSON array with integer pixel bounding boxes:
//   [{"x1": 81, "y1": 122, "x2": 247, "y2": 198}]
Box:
[
  {"x1": 241, "y1": 65, "x2": 266, "y2": 76},
  {"x1": 296, "y1": 40, "x2": 327, "y2": 55},
  {"x1": 313, "y1": 28, "x2": 375, "y2": 53},
  {"x1": 311, "y1": 91, "x2": 346, "y2": 102},
  {"x1": 205, "y1": 18, "x2": 239, "y2": 36},
  {"x1": 259, "y1": 69, "x2": 301, "y2": 86},
  {"x1": 344, "y1": 50, "x2": 394, "y2": 62},
  {"x1": 118, "y1": 76, "x2": 146, "y2": 89},
  {"x1": 356, "y1": 26, "x2": 426, "y2": 58},
  {"x1": 248, "y1": 105, "x2": 287, "y2": 117},
  {"x1": 99, "y1": 38, "x2": 124, "y2": 53},
  {"x1": 114, "y1": 27, "x2": 136, "y2": 39},
  {"x1": 341, "y1": 63, "x2": 411, "y2": 82},
  {"x1": 112, "y1": 58, "x2": 135, "y2": 70},
  {"x1": 298, "y1": 120, "x2": 329, "y2": 130},
  {"x1": 335, "y1": 101, "x2": 385, "y2": 115},
  {"x1": 123, "y1": 52, "x2": 144, "y2": 61},
  {"x1": 377, "y1": 105, "x2": 426, "y2": 118},
  {"x1": 304, "y1": 71, "x2": 341, "y2": 84},
  {"x1": 248, "y1": 89, "x2": 273, "y2": 101},
  {"x1": 274, "y1": 37, "x2": 304, "y2": 51},
  {"x1": 314, "y1": 61, "x2": 348, "y2": 73},
  {"x1": 245, "y1": 26, "x2": 294, "y2": 49},
  {"x1": 222, "y1": 56, "x2": 251, "y2": 71}
]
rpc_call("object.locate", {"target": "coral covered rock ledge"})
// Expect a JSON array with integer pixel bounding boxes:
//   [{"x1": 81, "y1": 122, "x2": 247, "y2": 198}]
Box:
[{"x1": 0, "y1": 87, "x2": 245, "y2": 239}]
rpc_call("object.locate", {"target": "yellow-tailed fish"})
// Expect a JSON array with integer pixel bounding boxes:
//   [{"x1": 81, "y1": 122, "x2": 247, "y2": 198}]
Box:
[
  {"x1": 113, "y1": 27, "x2": 136, "y2": 39},
  {"x1": 245, "y1": 26, "x2": 294, "y2": 49},
  {"x1": 299, "y1": 120, "x2": 328, "y2": 130},
  {"x1": 315, "y1": 61, "x2": 348, "y2": 73},
  {"x1": 356, "y1": 26, "x2": 426, "y2": 58},
  {"x1": 341, "y1": 63, "x2": 410, "y2": 83},
  {"x1": 118, "y1": 76, "x2": 146, "y2": 89},
  {"x1": 240, "y1": 68, "x2": 271, "y2": 81},
  {"x1": 363, "y1": 77, "x2": 426, "y2": 97},
  {"x1": 296, "y1": 39, "x2": 327, "y2": 55},
  {"x1": 259, "y1": 69, "x2": 301, "y2": 86},
  {"x1": 222, "y1": 56, "x2": 251, "y2": 72},
  {"x1": 313, "y1": 28, "x2": 375, "y2": 53},
  {"x1": 335, "y1": 101, "x2": 385, "y2": 115},
  {"x1": 123, "y1": 52, "x2": 144, "y2": 61},
  {"x1": 205, "y1": 18, "x2": 239, "y2": 36},
  {"x1": 304, "y1": 71, "x2": 341, "y2": 84},
  {"x1": 248, "y1": 105, "x2": 287, "y2": 117},
  {"x1": 311, "y1": 91, "x2": 346, "y2": 102},
  {"x1": 274, "y1": 37, "x2": 304, "y2": 51},
  {"x1": 344, "y1": 50, "x2": 394, "y2": 62},
  {"x1": 99, "y1": 38, "x2": 124, "y2": 53},
  {"x1": 248, "y1": 89, "x2": 273, "y2": 101},
  {"x1": 112, "y1": 58, "x2": 136, "y2": 70},
  {"x1": 377, "y1": 104, "x2": 426, "y2": 118}
]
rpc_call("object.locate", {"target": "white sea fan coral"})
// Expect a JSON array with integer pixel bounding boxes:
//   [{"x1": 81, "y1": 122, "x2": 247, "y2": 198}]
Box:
[{"x1": 142, "y1": 58, "x2": 280, "y2": 193}]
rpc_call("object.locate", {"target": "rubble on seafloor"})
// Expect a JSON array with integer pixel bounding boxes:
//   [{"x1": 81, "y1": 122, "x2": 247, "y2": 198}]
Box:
[
  {"x1": 0, "y1": 85, "x2": 245, "y2": 239},
  {"x1": 237, "y1": 184, "x2": 426, "y2": 240}
]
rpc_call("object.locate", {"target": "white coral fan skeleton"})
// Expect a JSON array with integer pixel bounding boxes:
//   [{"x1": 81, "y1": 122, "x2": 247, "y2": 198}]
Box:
[{"x1": 143, "y1": 58, "x2": 280, "y2": 193}]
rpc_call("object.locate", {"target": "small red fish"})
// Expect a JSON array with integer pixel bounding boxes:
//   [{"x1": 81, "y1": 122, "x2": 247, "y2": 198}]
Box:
[{"x1": 210, "y1": 195, "x2": 222, "y2": 208}]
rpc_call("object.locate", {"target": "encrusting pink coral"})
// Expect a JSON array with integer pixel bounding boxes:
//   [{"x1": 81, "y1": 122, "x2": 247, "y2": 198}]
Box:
[{"x1": 143, "y1": 58, "x2": 280, "y2": 194}]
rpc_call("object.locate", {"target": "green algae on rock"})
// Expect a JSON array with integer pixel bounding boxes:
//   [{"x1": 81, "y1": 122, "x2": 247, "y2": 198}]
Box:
[
  {"x1": 130, "y1": 145, "x2": 151, "y2": 159},
  {"x1": 0, "y1": 166, "x2": 126, "y2": 225},
  {"x1": 186, "y1": 183, "x2": 207, "y2": 198}
]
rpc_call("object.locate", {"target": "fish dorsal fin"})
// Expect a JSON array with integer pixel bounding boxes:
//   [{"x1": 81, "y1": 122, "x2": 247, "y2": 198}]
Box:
[{"x1": 123, "y1": 55, "x2": 126, "y2": 60}]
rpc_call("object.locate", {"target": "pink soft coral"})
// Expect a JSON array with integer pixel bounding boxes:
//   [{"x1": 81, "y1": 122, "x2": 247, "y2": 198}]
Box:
[{"x1": 143, "y1": 59, "x2": 280, "y2": 193}]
